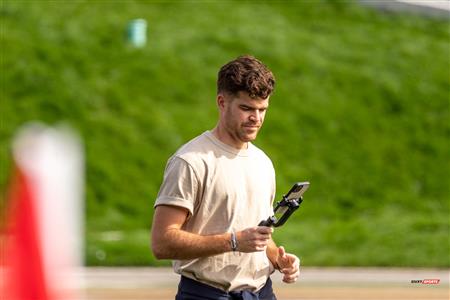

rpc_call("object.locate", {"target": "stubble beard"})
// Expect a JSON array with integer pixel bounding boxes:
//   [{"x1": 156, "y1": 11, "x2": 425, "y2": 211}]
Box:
[{"x1": 240, "y1": 124, "x2": 261, "y2": 142}]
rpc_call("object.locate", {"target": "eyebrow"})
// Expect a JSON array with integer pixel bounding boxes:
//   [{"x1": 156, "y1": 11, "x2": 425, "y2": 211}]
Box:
[{"x1": 239, "y1": 104, "x2": 268, "y2": 110}]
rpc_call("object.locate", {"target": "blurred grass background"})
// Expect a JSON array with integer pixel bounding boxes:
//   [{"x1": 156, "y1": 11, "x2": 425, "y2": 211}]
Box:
[{"x1": 1, "y1": 0, "x2": 449, "y2": 267}]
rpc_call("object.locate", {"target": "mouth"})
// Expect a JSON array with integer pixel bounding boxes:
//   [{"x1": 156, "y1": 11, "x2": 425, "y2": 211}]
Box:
[
  {"x1": 243, "y1": 126, "x2": 260, "y2": 135},
  {"x1": 243, "y1": 124, "x2": 260, "y2": 128}
]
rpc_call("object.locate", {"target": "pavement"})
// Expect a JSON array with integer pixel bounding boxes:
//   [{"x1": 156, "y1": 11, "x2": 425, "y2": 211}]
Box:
[
  {"x1": 359, "y1": 0, "x2": 450, "y2": 18},
  {"x1": 83, "y1": 267, "x2": 450, "y2": 288},
  {"x1": 81, "y1": 267, "x2": 450, "y2": 300}
]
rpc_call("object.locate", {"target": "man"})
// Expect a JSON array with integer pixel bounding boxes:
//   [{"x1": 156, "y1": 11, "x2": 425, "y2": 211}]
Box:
[{"x1": 151, "y1": 55, "x2": 300, "y2": 300}]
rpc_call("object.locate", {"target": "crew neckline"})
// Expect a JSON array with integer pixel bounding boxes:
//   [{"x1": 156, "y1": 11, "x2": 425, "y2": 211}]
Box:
[{"x1": 204, "y1": 131, "x2": 251, "y2": 157}]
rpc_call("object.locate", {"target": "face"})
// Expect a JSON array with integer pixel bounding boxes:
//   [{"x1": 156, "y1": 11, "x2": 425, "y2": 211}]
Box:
[{"x1": 217, "y1": 91, "x2": 269, "y2": 148}]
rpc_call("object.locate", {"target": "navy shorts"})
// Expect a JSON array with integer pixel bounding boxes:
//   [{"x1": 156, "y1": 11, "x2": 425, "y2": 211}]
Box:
[{"x1": 175, "y1": 275, "x2": 277, "y2": 300}]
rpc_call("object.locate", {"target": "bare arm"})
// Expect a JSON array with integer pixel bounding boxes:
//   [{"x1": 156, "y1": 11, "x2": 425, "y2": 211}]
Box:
[
  {"x1": 151, "y1": 205, "x2": 273, "y2": 260},
  {"x1": 266, "y1": 238, "x2": 280, "y2": 270},
  {"x1": 151, "y1": 205, "x2": 230, "y2": 259}
]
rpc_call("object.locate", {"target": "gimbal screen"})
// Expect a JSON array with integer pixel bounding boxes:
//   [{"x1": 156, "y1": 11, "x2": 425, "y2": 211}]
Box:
[
  {"x1": 274, "y1": 205, "x2": 289, "y2": 218},
  {"x1": 286, "y1": 182, "x2": 309, "y2": 200}
]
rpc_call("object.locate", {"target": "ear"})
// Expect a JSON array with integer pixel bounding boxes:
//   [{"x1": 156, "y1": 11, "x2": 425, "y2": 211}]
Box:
[{"x1": 216, "y1": 94, "x2": 226, "y2": 110}]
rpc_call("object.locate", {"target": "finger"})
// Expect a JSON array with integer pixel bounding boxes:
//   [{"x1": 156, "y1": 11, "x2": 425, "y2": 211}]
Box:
[
  {"x1": 281, "y1": 262, "x2": 300, "y2": 274},
  {"x1": 257, "y1": 226, "x2": 273, "y2": 234},
  {"x1": 281, "y1": 266, "x2": 299, "y2": 275},
  {"x1": 258, "y1": 241, "x2": 269, "y2": 248},
  {"x1": 283, "y1": 274, "x2": 298, "y2": 283},
  {"x1": 255, "y1": 231, "x2": 272, "y2": 241},
  {"x1": 256, "y1": 245, "x2": 267, "y2": 251},
  {"x1": 283, "y1": 276, "x2": 296, "y2": 283},
  {"x1": 257, "y1": 232, "x2": 271, "y2": 240},
  {"x1": 254, "y1": 240, "x2": 268, "y2": 249},
  {"x1": 282, "y1": 253, "x2": 299, "y2": 265},
  {"x1": 278, "y1": 246, "x2": 286, "y2": 259},
  {"x1": 282, "y1": 269, "x2": 300, "y2": 282},
  {"x1": 280, "y1": 257, "x2": 300, "y2": 274}
]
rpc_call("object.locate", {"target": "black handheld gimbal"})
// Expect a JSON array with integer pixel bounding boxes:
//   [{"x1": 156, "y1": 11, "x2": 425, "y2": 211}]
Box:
[{"x1": 258, "y1": 182, "x2": 309, "y2": 227}]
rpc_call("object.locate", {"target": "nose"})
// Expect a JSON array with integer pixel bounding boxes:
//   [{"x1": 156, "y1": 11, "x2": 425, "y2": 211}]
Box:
[{"x1": 249, "y1": 110, "x2": 260, "y2": 122}]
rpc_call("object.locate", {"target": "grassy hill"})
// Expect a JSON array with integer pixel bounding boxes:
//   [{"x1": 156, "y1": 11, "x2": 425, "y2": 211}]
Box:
[{"x1": 1, "y1": 0, "x2": 449, "y2": 267}]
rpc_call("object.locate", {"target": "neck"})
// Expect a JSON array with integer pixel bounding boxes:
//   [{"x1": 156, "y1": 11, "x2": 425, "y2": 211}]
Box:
[{"x1": 212, "y1": 126, "x2": 248, "y2": 150}]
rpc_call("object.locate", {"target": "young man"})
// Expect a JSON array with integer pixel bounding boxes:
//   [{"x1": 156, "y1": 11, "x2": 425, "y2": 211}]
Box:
[{"x1": 151, "y1": 55, "x2": 300, "y2": 299}]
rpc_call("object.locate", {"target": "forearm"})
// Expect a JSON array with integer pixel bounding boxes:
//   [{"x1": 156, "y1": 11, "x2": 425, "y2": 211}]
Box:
[
  {"x1": 266, "y1": 238, "x2": 280, "y2": 270},
  {"x1": 153, "y1": 228, "x2": 231, "y2": 260},
  {"x1": 151, "y1": 206, "x2": 273, "y2": 260}
]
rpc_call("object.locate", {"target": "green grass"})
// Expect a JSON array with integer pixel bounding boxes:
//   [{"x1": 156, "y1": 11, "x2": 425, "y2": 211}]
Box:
[{"x1": 1, "y1": 0, "x2": 449, "y2": 267}]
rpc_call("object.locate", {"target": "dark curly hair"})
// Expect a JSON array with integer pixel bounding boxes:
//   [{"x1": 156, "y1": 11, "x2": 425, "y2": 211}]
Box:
[{"x1": 217, "y1": 55, "x2": 275, "y2": 99}]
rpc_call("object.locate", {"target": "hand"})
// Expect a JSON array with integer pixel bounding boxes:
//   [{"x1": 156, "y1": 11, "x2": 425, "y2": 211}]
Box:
[
  {"x1": 276, "y1": 246, "x2": 300, "y2": 283},
  {"x1": 236, "y1": 226, "x2": 273, "y2": 252}
]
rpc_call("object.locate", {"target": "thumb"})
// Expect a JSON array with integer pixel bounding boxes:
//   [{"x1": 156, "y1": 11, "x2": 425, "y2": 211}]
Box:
[{"x1": 278, "y1": 246, "x2": 286, "y2": 259}]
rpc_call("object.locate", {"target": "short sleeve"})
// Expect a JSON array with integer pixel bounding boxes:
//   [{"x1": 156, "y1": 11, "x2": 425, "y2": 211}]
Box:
[
  {"x1": 154, "y1": 156, "x2": 199, "y2": 216},
  {"x1": 270, "y1": 168, "x2": 276, "y2": 214}
]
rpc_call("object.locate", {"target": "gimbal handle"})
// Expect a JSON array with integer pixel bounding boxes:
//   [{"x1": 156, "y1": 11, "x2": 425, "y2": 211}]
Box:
[{"x1": 258, "y1": 196, "x2": 303, "y2": 227}]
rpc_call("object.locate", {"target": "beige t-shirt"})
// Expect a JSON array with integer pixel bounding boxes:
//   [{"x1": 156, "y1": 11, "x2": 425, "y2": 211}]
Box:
[{"x1": 155, "y1": 131, "x2": 276, "y2": 292}]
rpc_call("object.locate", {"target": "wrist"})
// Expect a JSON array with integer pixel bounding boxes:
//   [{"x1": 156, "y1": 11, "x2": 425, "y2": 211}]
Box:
[{"x1": 273, "y1": 260, "x2": 281, "y2": 271}]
